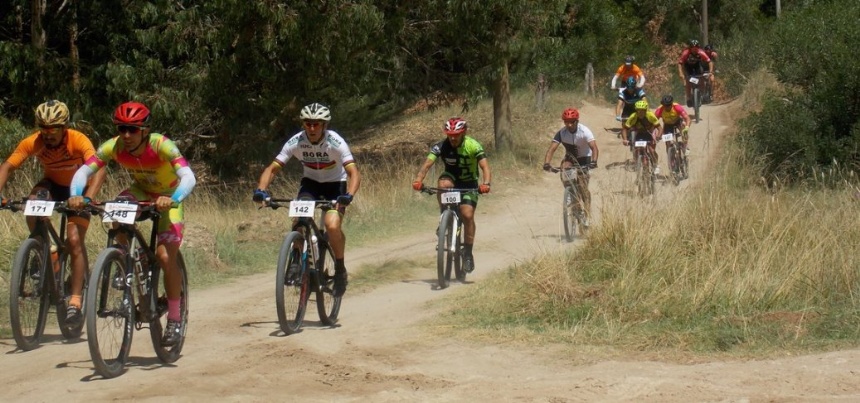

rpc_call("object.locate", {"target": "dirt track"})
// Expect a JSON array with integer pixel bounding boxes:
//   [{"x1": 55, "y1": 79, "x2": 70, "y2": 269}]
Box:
[{"x1": 3, "y1": 101, "x2": 860, "y2": 402}]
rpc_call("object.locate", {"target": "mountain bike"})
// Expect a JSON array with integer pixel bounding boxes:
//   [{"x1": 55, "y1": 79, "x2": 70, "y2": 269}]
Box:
[
  {"x1": 84, "y1": 199, "x2": 188, "y2": 378},
  {"x1": 549, "y1": 165, "x2": 590, "y2": 242},
  {"x1": 3, "y1": 196, "x2": 88, "y2": 351},
  {"x1": 633, "y1": 139, "x2": 656, "y2": 198},
  {"x1": 662, "y1": 127, "x2": 689, "y2": 186},
  {"x1": 262, "y1": 197, "x2": 341, "y2": 335},
  {"x1": 421, "y1": 187, "x2": 478, "y2": 289},
  {"x1": 688, "y1": 73, "x2": 711, "y2": 123}
]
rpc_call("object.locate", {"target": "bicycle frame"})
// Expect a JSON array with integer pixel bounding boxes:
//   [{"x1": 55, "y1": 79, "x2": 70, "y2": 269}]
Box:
[
  {"x1": 422, "y1": 187, "x2": 476, "y2": 289},
  {"x1": 87, "y1": 200, "x2": 165, "y2": 327},
  {"x1": 550, "y1": 165, "x2": 590, "y2": 241},
  {"x1": 633, "y1": 140, "x2": 656, "y2": 197},
  {"x1": 662, "y1": 127, "x2": 688, "y2": 184}
]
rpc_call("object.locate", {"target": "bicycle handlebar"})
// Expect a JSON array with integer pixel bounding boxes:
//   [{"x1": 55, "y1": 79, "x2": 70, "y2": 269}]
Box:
[
  {"x1": 0, "y1": 198, "x2": 74, "y2": 214},
  {"x1": 261, "y1": 197, "x2": 335, "y2": 210},
  {"x1": 420, "y1": 187, "x2": 480, "y2": 195}
]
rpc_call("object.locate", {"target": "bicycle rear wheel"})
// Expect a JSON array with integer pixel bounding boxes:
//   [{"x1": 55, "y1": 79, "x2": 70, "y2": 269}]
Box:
[
  {"x1": 86, "y1": 247, "x2": 134, "y2": 379},
  {"x1": 315, "y1": 240, "x2": 342, "y2": 325},
  {"x1": 276, "y1": 231, "x2": 309, "y2": 334},
  {"x1": 150, "y1": 251, "x2": 188, "y2": 363},
  {"x1": 562, "y1": 188, "x2": 576, "y2": 242},
  {"x1": 436, "y1": 210, "x2": 455, "y2": 289},
  {"x1": 57, "y1": 250, "x2": 86, "y2": 339},
  {"x1": 9, "y1": 238, "x2": 50, "y2": 351}
]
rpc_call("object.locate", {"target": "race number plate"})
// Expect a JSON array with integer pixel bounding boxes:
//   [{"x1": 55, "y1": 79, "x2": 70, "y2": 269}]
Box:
[
  {"x1": 688, "y1": 77, "x2": 700, "y2": 85},
  {"x1": 289, "y1": 200, "x2": 315, "y2": 218},
  {"x1": 441, "y1": 191, "x2": 461, "y2": 204},
  {"x1": 103, "y1": 202, "x2": 138, "y2": 224},
  {"x1": 24, "y1": 200, "x2": 55, "y2": 217},
  {"x1": 662, "y1": 133, "x2": 674, "y2": 142},
  {"x1": 562, "y1": 168, "x2": 578, "y2": 182},
  {"x1": 634, "y1": 141, "x2": 648, "y2": 148}
]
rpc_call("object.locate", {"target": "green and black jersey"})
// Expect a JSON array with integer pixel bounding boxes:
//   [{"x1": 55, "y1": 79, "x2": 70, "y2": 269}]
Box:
[{"x1": 427, "y1": 136, "x2": 486, "y2": 187}]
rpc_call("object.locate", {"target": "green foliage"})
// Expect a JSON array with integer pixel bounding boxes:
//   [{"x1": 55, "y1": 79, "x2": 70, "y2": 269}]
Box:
[{"x1": 740, "y1": 0, "x2": 860, "y2": 181}]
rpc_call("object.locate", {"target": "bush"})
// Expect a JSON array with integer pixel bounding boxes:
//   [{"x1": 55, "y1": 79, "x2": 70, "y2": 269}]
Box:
[{"x1": 740, "y1": 0, "x2": 860, "y2": 182}]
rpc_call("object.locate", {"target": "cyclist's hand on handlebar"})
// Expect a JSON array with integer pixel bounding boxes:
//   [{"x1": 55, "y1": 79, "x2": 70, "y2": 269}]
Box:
[
  {"x1": 155, "y1": 196, "x2": 175, "y2": 212},
  {"x1": 67, "y1": 195, "x2": 89, "y2": 210},
  {"x1": 412, "y1": 181, "x2": 424, "y2": 191},
  {"x1": 542, "y1": 163, "x2": 552, "y2": 172},
  {"x1": 478, "y1": 184, "x2": 491, "y2": 194},
  {"x1": 252, "y1": 188, "x2": 270, "y2": 203},
  {"x1": 588, "y1": 161, "x2": 598, "y2": 169},
  {"x1": 615, "y1": 115, "x2": 623, "y2": 122},
  {"x1": 336, "y1": 193, "x2": 353, "y2": 206}
]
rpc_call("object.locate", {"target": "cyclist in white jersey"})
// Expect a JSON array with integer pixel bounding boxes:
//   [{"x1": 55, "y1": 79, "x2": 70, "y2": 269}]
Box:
[
  {"x1": 253, "y1": 103, "x2": 361, "y2": 297},
  {"x1": 542, "y1": 108, "x2": 599, "y2": 226}
]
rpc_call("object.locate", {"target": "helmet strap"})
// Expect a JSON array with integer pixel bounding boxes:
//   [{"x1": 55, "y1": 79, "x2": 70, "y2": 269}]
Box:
[{"x1": 127, "y1": 133, "x2": 150, "y2": 155}]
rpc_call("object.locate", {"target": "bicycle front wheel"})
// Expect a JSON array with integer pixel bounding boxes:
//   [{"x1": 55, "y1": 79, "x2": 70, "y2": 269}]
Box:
[
  {"x1": 667, "y1": 146, "x2": 680, "y2": 186},
  {"x1": 562, "y1": 188, "x2": 576, "y2": 242},
  {"x1": 436, "y1": 210, "x2": 456, "y2": 289},
  {"x1": 86, "y1": 247, "x2": 134, "y2": 379},
  {"x1": 150, "y1": 251, "x2": 189, "y2": 363},
  {"x1": 693, "y1": 87, "x2": 701, "y2": 123},
  {"x1": 9, "y1": 238, "x2": 50, "y2": 351},
  {"x1": 276, "y1": 231, "x2": 309, "y2": 334},
  {"x1": 315, "y1": 240, "x2": 342, "y2": 325}
]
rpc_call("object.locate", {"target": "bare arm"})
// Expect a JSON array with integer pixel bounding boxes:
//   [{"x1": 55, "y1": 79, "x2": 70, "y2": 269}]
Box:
[
  {"x1": 413, "y1": 158, "x2": 436, "y2": 185},
  {"x1": 344, "y1": 163, "x2": 361, "y2": 195},
  {"x1": 0, "y1": 161, "x2": 15, "y2": 197},
  {"x1": 478, "y1": 158, "x2": 491, "y2": 185},
  {"x1": 256, "y1": 162, "x2": 282, "y2": 191},
  {"x1": 588, "y1": 140, "x2": 599, "y2": 164},
  {"x1": 544, "y1": 142, "x2": 560, "y2": 165}
]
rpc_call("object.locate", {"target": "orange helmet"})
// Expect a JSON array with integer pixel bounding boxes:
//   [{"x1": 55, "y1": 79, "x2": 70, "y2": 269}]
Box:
[{"x1": 561, "y1": 108, "x2": 579, "y2": 120}]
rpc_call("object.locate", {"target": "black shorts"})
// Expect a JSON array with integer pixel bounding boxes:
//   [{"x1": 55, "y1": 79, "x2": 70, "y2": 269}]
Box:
[
  {"x1": 33, "y1": 178, "x2": 91, "y2": 219},
  {"x1": 562, "y1": 154, "x2": 592, "y2": 167},
  {"x1": 298, "y1": 178, "x2": 347, "y2": 202},
  {"x1": 683, "y1": 63, "x2": 705, "y2": 79}
]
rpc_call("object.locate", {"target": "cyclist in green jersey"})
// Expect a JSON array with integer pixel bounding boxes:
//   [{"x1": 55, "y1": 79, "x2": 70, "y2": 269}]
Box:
[{"x1": 412, "y1": 118, "x2": 491, "y2": 273}]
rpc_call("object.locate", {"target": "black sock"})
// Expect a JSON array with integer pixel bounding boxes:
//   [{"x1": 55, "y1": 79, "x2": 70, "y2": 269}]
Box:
[
  {"x1": 335, "y1": 258, "x2": 346, "y2": 273},
  {"x1": 463, "y1": 244, "x2": 473, "y2": 256}
]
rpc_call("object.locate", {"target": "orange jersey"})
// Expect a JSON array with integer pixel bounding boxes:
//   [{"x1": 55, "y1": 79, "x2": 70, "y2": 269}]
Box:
[
  {"x1": 615, "y1": 64, "x2": 644, "y2": 82},
  {"x1": 6, "y1": 129, "x2": 97, "y2": 186}
]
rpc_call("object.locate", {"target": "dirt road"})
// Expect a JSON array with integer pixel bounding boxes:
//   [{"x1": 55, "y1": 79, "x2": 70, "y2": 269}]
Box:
[{"x1": 3, "y1": 101, "x2": 860, "y2": 402}]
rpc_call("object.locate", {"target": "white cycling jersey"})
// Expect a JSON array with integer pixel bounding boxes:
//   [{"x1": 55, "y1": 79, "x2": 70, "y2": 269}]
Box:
[
  {"x1": 552, "y1": 123, "x2": 595, "y2": 159},
  {"x1": 274, "y1": 129, "x2": 355, "y2": 183}
]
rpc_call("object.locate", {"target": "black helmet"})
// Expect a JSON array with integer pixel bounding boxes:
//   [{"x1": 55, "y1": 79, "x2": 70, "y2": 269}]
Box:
[
  {"x1": 624, "y1": 55, "x2": 634, "y2": 65},
  {"x1": 660, "y1": 95, "x2": 674, "y2": 106},
  {"x1": 689, "y1": 39, "x2": 700, "y2": 48}
]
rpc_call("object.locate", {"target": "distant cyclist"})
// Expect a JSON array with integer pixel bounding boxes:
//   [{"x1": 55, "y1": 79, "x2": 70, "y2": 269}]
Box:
[
  {"x1": 542, "y1": 108, "x2": 599, "y2": 226},
  {"x1": 610, "y1": 55, "x2": 646, "y2": 90},
  {"x1": 412, "y1": 117, "x2": 491, "y2": 274},
  {"x1": 677, "y1": 39, "x2": 714, "y2": 107},
  {"x1": 622, "y1": 100, "x2": 662, "y2": 175},
  {"x1": 616, "y1": 76, "x2": 647, "y2": 126},
  {"x1": 654, "y1": 95, "x2": 692, "y2": 156}
]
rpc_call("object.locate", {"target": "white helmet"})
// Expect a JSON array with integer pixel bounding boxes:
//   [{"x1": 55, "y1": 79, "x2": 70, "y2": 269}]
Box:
[{"x1": 299, "y1": 103, "x2": 331, "y2": 121}]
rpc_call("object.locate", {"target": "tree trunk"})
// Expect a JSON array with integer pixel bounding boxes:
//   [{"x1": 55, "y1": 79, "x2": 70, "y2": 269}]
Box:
[
  {"x1": 31, "y1": 0, "x2": 46, "y2": 96},
  {"x1": 492, "y1": 58, "x2": 513, "y2": 152},
  {"x1": 70, "y1": 1, "x2": 81, "y2": 99}
]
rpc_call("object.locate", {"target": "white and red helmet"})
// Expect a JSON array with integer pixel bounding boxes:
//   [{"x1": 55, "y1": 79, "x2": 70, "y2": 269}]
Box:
[{"x1": 444, "y1": 117, "x2": 467, "y2": 136}]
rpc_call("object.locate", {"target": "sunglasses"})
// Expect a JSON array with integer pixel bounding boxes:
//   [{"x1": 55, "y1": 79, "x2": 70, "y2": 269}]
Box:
[
  {"x1": 39, "y1": 125, "x2": 64, "y2": 134},
  {"x1": 303, "y1": 121, "x2": 323, "y2": 129},
  {"x1": 563, "y1": 119, "x2": 579, "y2": 124},
  {"x1": 117, "y1": 125, "x2": 142, "y2": 134}
]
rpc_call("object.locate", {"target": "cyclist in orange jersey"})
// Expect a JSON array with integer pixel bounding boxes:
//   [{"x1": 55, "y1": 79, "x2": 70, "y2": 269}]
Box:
[
  {"x1": 610, "y1": 55, "x2": 646, "y2": 90},
  {"x1": 0, "y1": 100, "x2": 106, "y2": 328}
]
